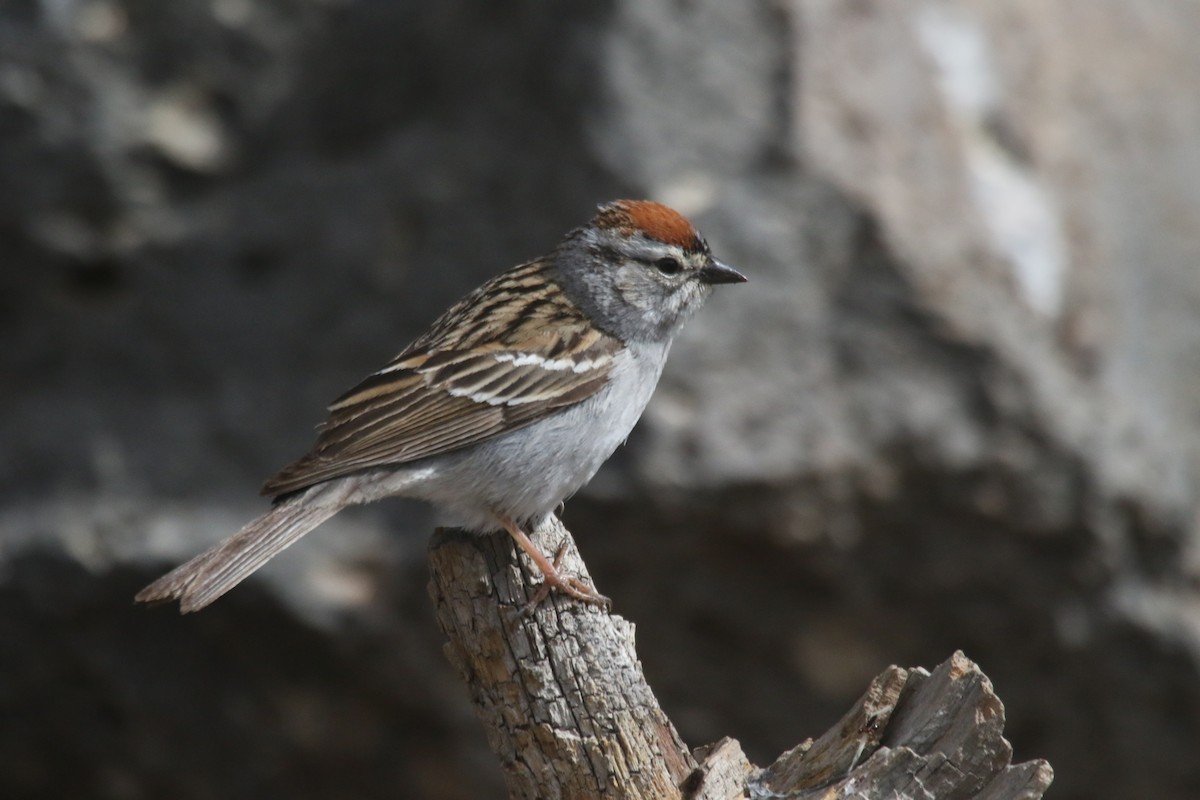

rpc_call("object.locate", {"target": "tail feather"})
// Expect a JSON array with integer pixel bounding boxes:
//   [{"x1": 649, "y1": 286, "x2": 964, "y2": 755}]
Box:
[{"x1": 135, "y1": 493, "x2": 346, "y2": 613}]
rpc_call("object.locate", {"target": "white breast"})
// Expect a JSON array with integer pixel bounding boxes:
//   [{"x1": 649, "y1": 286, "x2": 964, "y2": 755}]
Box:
[{"x1": 398, "y1": 339, "x2": 670, "y2": 532}]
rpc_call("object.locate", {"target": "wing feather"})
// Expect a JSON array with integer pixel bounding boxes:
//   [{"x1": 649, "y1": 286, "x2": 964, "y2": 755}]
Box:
[{"x1": 261, "y1": 259, "x2": 621, "y2": 497}]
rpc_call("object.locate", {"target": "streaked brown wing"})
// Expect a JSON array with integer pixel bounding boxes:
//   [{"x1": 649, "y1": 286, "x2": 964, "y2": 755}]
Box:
[{"x1": 261, "y1": 259, "x2": 621, "y2": 497}]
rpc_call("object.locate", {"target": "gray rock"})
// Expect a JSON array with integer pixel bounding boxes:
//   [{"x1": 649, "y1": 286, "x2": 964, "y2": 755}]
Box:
[{"x1": 4, "y1": 1, "x2": 1200, "y2": 798}]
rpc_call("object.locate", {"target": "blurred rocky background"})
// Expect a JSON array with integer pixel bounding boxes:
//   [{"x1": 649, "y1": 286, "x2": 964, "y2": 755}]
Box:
[{"x1": 3, "y1": 0, "x2": 1200, "y2": 797}]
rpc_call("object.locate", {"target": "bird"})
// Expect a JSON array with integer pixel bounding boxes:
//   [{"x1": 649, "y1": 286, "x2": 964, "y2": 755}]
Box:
[{"x1": 135, "y1": 199, "x2": 746, "y2": 613}]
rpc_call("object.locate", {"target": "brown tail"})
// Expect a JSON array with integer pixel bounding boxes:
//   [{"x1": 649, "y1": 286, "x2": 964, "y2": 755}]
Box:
[{"x1": 135, "y1": 492, "x2": 346, "y2": 613}]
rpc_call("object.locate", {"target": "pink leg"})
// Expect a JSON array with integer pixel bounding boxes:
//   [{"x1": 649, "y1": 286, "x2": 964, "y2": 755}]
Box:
[{"x1": 495, "y1": 514, "x2": 611, "y2": 610}]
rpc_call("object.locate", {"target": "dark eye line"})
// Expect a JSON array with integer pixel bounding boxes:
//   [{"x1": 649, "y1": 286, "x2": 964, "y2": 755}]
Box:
[{"x1": 592, "y1": 244, "x2": 625, "y2": 263}]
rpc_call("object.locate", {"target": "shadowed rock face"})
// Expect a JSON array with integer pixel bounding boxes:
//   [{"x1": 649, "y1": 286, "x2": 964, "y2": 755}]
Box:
[{"x1": 4, "y1": 1, "x2": 1200, "y2": 799}]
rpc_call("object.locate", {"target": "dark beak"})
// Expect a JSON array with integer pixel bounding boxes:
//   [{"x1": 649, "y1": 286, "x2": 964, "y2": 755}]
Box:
[{"x1": 697, "y1": 258, "x2": 747, "y2": 285}]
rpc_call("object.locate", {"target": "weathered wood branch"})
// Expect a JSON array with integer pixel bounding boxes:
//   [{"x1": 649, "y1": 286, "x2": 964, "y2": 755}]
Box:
[{"x1": 427, "y1": 516, "x2": 1053, "y2": 800}]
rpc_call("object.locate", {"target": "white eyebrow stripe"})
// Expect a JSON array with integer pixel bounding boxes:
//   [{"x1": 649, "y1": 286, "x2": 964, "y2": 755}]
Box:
[{"x1": 491, "y1": 352, "x2": 609, "y2": 373}]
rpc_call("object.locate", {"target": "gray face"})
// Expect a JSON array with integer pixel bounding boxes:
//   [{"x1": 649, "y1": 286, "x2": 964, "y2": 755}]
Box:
[
  {"x1": 556, "y1": 227, "x2": 743, "y2": 343},
  {"x1": 606, "y1": 237, "x2": 715, "y2": 339}
]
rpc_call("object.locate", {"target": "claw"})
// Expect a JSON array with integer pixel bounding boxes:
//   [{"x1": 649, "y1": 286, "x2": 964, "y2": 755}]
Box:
[{"x1": 495, "y1": 515, "x2": 610, "y2": 613}]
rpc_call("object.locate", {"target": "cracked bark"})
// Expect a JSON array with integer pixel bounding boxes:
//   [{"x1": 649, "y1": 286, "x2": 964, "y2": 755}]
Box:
[{"x1": 428, "y1": 516, "x2": 1053, "y2": 800}]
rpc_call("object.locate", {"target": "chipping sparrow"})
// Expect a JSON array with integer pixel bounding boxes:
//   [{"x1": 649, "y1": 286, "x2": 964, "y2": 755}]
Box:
[{"x1": 136, "y1": 199, "x2": 745, "y2": 612}]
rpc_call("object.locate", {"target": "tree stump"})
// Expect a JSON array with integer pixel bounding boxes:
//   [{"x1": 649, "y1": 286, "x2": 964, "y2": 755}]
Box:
[{"x1": 427, "y1": 516, "x2": 1052, "y2": 800}]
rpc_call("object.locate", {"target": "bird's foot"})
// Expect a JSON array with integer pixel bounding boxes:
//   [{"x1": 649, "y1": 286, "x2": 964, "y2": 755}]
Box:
[
  {"x1": 495, "y1": 513, "x2": 610, "y2": 613},
  {"x1": 523, "y1": 541, "x2": 611, "y2": 614}
]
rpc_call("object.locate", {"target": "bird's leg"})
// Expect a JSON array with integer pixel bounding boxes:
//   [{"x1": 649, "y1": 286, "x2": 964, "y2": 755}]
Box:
[
  {"x1": 495, "y1": 513, "x2": 611, "y2": 611},
  {"x1": 524, "y1": 541, "x2": 570, "y2": 611}
]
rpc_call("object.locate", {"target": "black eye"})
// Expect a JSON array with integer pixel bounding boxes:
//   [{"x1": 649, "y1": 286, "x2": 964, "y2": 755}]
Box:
[{"x1": 655, "y1": 257, "x2": 682, "y2": 275}]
